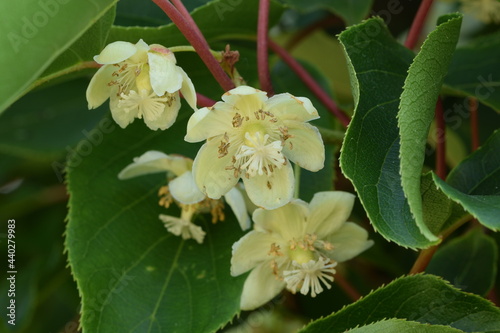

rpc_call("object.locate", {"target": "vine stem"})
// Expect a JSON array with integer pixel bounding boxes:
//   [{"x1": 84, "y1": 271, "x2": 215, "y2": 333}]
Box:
[
  {"x1": 268, "y1": 40, "x2": 350, "y2": 128},
  {"x1": 257, "y1": 0, "x2": 274, "y2": 95},
  {"x1": 409, "y1": 245, "x2": 439, "y2": 275},
  {"x1": 404, "y1": 0, "x2": 435, "y2": 49},
  {"x1": 151, "y1": 0, "x2": 235, "y2": 92},
  {"x1": 196, "y1": 93, "x2": 216, "y2": 107},
  {"x1": 469, "y1": 98, "x2": 480, "y2": 150},
  {"x1": 435, "y1": 98, "x2": 446, "y2": 180},
  {"x1": 335, "y1": 272, "x2": 362, "y2": 302}
]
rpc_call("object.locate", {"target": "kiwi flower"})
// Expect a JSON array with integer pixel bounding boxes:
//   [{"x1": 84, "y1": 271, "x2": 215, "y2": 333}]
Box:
[
  {"x1": 230, "y1": 191, "x2": 373, "y2": 310},
  {"x1": 86, "y1": 39, "x2": 196, "y2": 130},
  {"x1": 185, "y1": 86, "x2": 324, "y2": 210},
  {"x1": 119, "y1": 151, "x2": 250, "y2": 243}
]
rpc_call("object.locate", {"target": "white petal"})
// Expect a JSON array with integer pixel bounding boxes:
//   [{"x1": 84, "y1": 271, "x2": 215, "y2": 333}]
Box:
[
  {"x1": 265, "y1": 93, "x2": 319, "y2": 122},
  {"x1": 192, "y1": 140, "x2": 239, "y2": 199},
  {"x1": 169, "y1": 171, "x2": 205, "y2": 204},
  {"x1": 86, "y1": 65, "x2": 115, "y2": 109},
  {"x1": 148, "y1": 52, "x2": 183, "y2": 96},
  {"x1": 184, "y1": 103, "x2": 234, "y2": 143},
  {"x1": 231, "y1": 231, "x2": 281, "y2": 276},
  {"x1": 128, "y1": 39, "x2": 150, "y2": 63},
  {"x1": 179, "y1": 67, "x2": 197, "y2": 111},
  {"x1": 110, "y1": 88, "x2": 138, "y2": 128},
  {"x1": 239, "y1": 262, "x2": 285, "y2": 311},
  {"x1": 118, "y1": 151, "x2": 192, "y2": 179},
  {"x1": 94, "y1": 41, "x2": 137, "y2": 65},
  {"x1": 143, "y1": 93, "x2": 181, "y2": 131},
  {"x1": 252, "y1": 199, "x2": 309, "y2": 240},
  {"x1": 282, "y1": 121, "x2": 324, "y2": 172},
  {"x1": 221, "y1": 86, "x2": 268, "y2": 117},
  {"x1": 325, "y1": 222, "x2": 373, "y2": 262},
  {"x1": 307, "y1": 191, "x2": 355, "y2": 238},
  {"x1": 242, "y1": 163, "x2": 294, "y2": 210},
  {"x1": 224, "y1": 187, "x2": 251, "y2": 230}
]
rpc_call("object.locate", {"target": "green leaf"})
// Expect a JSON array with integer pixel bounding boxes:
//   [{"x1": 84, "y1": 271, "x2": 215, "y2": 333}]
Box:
[
  {"x1": 282, "y1": 0, "x2": 373, "y2": 26},
  {"x1": 427, "y1": 229, "x2": 498, "y2": 296},
  {"x1": 107, "y1": 0, "x2": 285, "y2": 48},
  {"x1": 36, "y1": 6, "x2": 116, "y2": 85},
  {"x1": 66, "y1": 113, "x2": 246, "y2": 332},
  {"x1": 0, "y1": 79, "x2": 104, "y2": 163},
  {"x1": 420, "y1": 172, "x2": 469, "y2": 235},
  {"x1": 339, "y1": 18, "x2": 433, "y2": 248},
  {"x1": 432, "y1": 129, "x2": 500, "y2": 230},
  {"x1": 299, "y1": 274, "x2": 500, "y2": 333},
  {"x1": 345, "y1": 319, "x2": 464, "y2": 333},
  {"x1": 443, "y1": 31, "x2": 500, "y2": 112},
  {"x1": 0, "y1": 0, "x2": 117, "y2": 113},
  {"x1": 398, "y1": 13, "x2": 462, "y2": 242}
]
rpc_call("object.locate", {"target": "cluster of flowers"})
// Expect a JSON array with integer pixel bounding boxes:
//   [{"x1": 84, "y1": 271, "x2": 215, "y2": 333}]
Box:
[{"x1": 86, "y1": 40, "x2": 373, "y2": 310}]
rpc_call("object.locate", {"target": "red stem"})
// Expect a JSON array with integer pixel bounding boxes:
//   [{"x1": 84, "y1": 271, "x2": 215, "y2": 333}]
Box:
[
  {"x1": 469, "y1": 98, "x2": 480, "y2": 151},
  {"x1": 257, "y1": 0, "x2": 274, "y2": 95},
  {"x1": 196, "y1": 93, "x2": 216, "y2": 107},
  {"x1": 404, "y1": 0, "x2": 434, "y2": 49},
  {"x1": 435, "y1": 98, "x2": 446, "y2": 180},
  {"x1": 151, "y1": 0, "x2": 235, "y2": 92},
  {"x1": 268, "y1": 40, "x2": 350, "y2": 128},
  {"x1": 409, "y1": 245, "x2": 439, "y2": 274},
  {"x1": 335, "y1": 272, "x2": 362, "y2": 302},
  {"x1": 170, "y1": 0, "x2": 207, "y2": 49}
]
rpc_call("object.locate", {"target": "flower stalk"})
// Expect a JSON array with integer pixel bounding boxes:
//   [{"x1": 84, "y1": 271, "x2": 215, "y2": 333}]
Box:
[
  {"x1": 151, "y1": 0, "x2": 235, "y2": 91},
  {"x1": 257, "y1": 0, "x2": 274, "y2": 95}
]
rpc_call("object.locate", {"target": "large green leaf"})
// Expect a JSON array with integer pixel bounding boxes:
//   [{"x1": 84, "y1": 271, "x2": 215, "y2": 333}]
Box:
[
  {"x1": 432, "y1": 129, "x2": 500, "y2": 230},
  {"x1": 299, "y1": 274, "x2": 500, "y2": 333},
  {"x1": 66, "y1": 112, "x2": 246, "y2": 332},
  {"x1": 282, "y1": 0, "x2": 373, "y2": 26},
  {"x1": 427, "y1": 229, "x2": 498, "y2": 296},
  {"x1": 345, "y1": 319, "x2": 464, "y2": 333},
  {"x1": 443, "y1": 31, "x2": 500, "y2": 112},
  {"x1": 398, "y1": 13, "x2": 462, "y2": 242},
  {"x1": 338, "y1": 18, "x2": 434, "y2": 248},
  {"x1": 0, "y1": 79, "x2": 104, "y2": 163},
  {"x1": 0, "y1": 0, "x2": 117, "y2": 113}
]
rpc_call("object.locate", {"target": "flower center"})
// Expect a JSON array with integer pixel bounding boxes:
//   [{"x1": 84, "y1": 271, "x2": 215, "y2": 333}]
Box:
[
  {"x1": 283, "y1": 257, "x2": 337, "y2": 297},
  {"x1": 109, "y1": 60, "x2": 144, "y2": 95},
  {"x1": 118, "y1": 90, "x2": 173, "y2": 121},
  {"x1": 233, "y1": 131, "x2": 286, "y2": 178}
]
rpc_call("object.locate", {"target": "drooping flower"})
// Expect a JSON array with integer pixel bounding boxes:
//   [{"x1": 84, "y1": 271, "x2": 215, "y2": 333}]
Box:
[
  {"x1": 185, "y1": 86, "x2": 325, "y2": 210},
  {"x1": 230, "y1": 191, "x2": 373, "y2": 310},
  {"x1": 87, "y1": 39, "x2": 197, "y2": 130},
  {"x1": 118, "y1": 151, "x2": 251, "y2": 243},
  {"x1": 460, "y1": 0, "x2": 500, "y2": 23}
]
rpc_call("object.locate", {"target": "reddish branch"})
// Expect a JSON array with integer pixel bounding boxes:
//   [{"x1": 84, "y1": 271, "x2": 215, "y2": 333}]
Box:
[
  {"x1": 257, "y1": 0, "x2": 274, "y2": 95},
  {"x1": 151, "y1": 0, "x2": 235, "y2": 92},
  {"x1": 268, "y1": 40, "x2": 350, "y2": 127},
  {"x1": 409, "y1": 245, "x2": 439, "y2": 274},
  {"x1": 196, "y1": 93, "x2": 216, "y2": 107},
  {"x1": 335, "y1": 272, "x2": 362, "y2": 302},
  {"x1": 435, "y1": 98, "x2": 446, "y2": 180},
  {"x1": 404, "y1": 0, "x2": 435, "y2": 49},
  {"x1": 469, "y1": 98, "x2": 480, "y2": 150}
]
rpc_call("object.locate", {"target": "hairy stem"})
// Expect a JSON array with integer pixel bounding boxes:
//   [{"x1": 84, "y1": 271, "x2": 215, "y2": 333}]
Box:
[
  {"x1": 268, "y1": 40, "x2": 350, "y2": 127},
  {"x1": 405, "y1": 0, "x2": 434, "y2": 49},
  {"x1": 257, "y1": 0, "x2": 274, "y2": 95},
  {"x1": 152, "y1": 0, "x2": 235, "y2": 91}
]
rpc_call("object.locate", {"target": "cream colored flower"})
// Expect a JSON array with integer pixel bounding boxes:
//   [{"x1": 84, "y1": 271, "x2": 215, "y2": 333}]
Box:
[
  {"x1": 231, "y1": 191, "x2": 373, "y2": 310},
  {"x1": 185, "y1": 86, "x2": 325, "y2": 210},
  {"x1": 86, "y1": 39, "x2": 197, "y2": 130},
  {"x1": 118, "y1": 151, "x2": 251, "y2": 239},
  {"x1": 460, "y1": 0, "x2": 500, "y2": 23}
]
